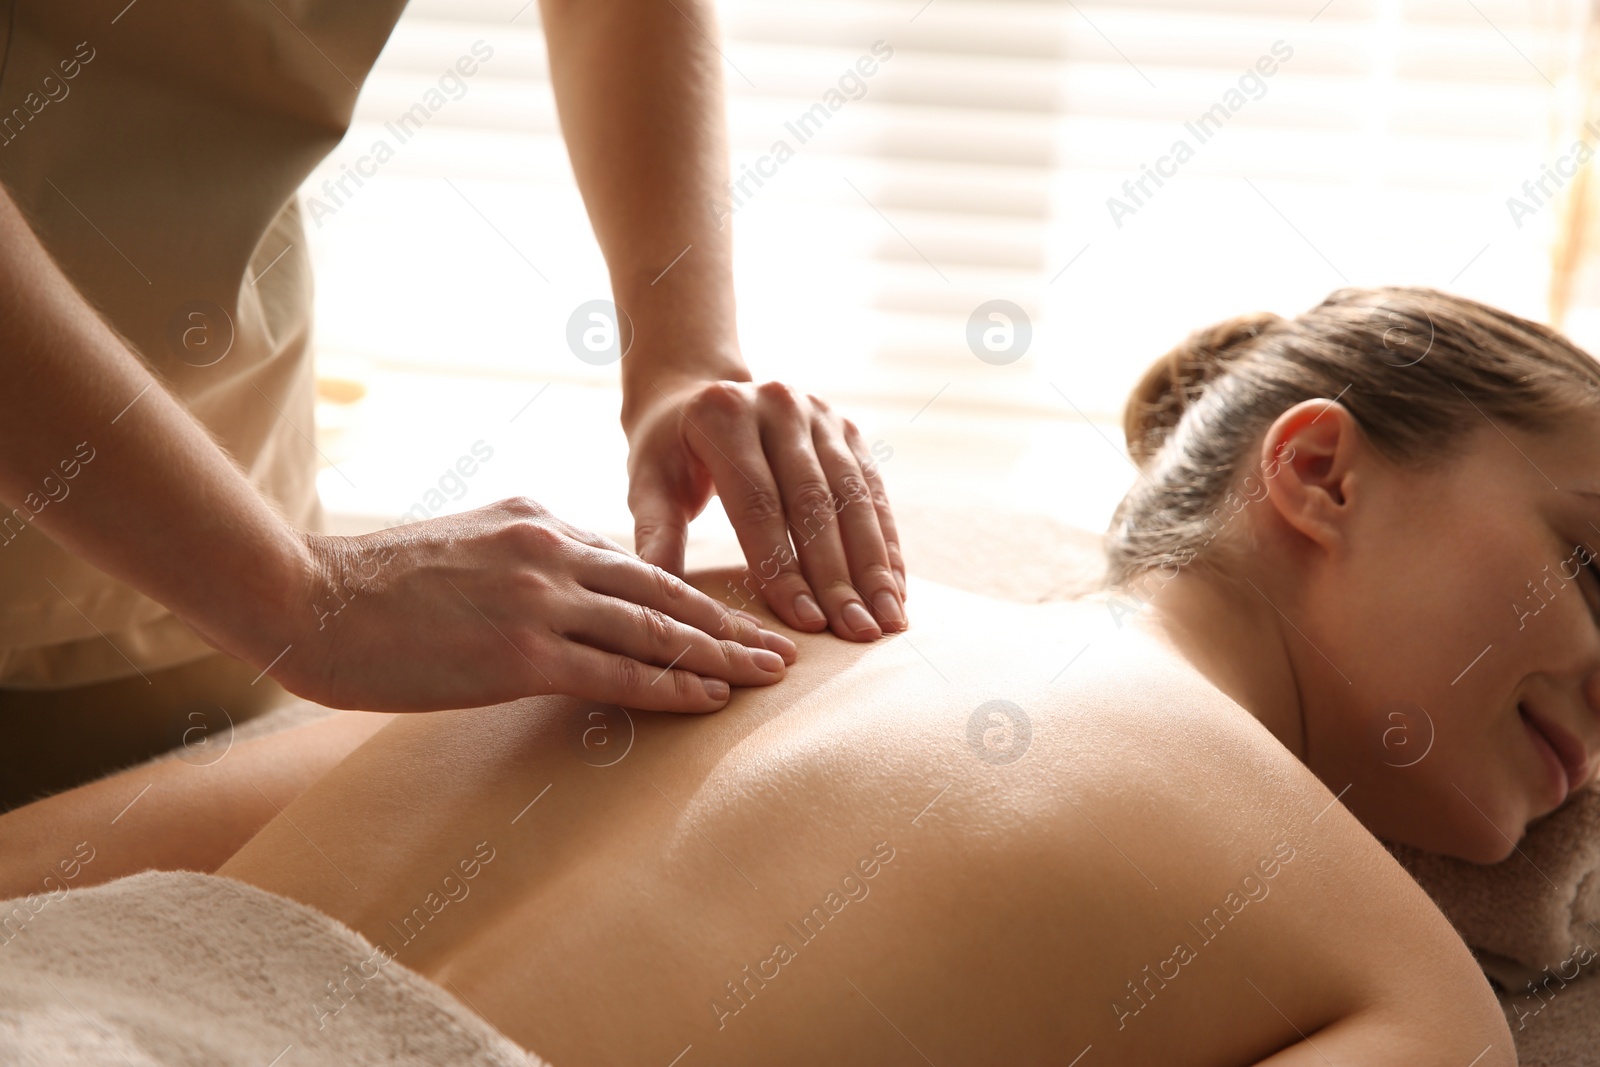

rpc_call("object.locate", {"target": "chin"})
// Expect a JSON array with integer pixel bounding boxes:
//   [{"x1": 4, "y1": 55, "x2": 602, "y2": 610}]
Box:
[
  {"x1": 1433, "y1": 804, "x2": 1529, "y2": 865},
  {"x1": 1448, "y1": 833, "x2": 1520, "y2": 866},
  {"x1": 1376, "y1": 807, "x2": 1522, "y2": 865}
]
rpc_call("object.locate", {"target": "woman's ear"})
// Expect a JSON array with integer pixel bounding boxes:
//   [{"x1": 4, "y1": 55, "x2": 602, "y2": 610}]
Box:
[{"x1": 1258, "y1": 399, "x2": 1364, "y2": 551}]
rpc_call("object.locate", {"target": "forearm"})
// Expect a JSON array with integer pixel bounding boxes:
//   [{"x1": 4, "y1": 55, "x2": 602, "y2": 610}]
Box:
[
  {"x1": 0, "y1": 710, "x2": 397, "y2": 899},
  {"x1": 539, "y1": 0, "x2": 750, "y2": 427},
  {"x1": 0, "y1": 185, "x2": 309, "y2": 667}
]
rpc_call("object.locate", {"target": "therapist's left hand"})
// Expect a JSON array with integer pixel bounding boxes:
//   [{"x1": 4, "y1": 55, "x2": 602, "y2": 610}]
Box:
[{"x1": 623, "y1": 377, "x2": 907, "y2": 641}]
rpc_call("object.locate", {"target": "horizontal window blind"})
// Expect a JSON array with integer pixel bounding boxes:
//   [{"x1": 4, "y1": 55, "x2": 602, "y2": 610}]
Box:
[
  {"x1": 306, "y1": 0, "x2": 1587, "y2": 418},
  {"x1": 303, "y1": 0, "x2": 1589, "y2": 531}
]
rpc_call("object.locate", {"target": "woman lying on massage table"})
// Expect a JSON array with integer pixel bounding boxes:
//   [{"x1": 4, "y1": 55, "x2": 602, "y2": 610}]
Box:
[{"x1": 11, "y1": 284, "x2": 1592, "y2": 1065}]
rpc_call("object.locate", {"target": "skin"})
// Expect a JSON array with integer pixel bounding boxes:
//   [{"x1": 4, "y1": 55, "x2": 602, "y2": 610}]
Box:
[
  {"x1": 0, "y1": 0, "x2": 903, "y2": 721},
  {"x1": 9, "y1": 393, "x2": 1569, "y2": 1062},
  {"x1": 1133, "y1": 399, "x2": 1600, "y2": 863},
  {"x1": 208, "y1": 568, "x2": 1511, "y2": 1065}
]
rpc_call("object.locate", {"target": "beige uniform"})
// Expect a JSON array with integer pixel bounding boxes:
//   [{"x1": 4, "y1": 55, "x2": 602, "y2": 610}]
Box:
[{"x1": 0, "y1": 0, "x2": 406, "y2": 687}]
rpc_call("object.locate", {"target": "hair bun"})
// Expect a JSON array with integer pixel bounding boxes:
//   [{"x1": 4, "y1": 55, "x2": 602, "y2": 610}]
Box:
[{"x1": 1123, "y1": 310, "x2": 1285, "y2": 464}]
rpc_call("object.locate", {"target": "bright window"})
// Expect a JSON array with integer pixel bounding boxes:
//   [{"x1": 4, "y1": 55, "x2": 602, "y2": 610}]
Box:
[{"x1": 306, "y1": 0, "x2": 1589, "y2": 541}]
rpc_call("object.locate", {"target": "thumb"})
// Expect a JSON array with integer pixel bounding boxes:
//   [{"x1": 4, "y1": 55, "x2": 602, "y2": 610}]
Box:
[{"x1": 630, "y1": 478, "x2": 689, "y2": 576}]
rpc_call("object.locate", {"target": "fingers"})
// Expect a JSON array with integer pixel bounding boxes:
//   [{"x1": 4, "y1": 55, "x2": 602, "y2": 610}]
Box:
[
  {"x1": 682, "y1": 383, "x2": 830, "y2": 634},
  {"x1": 513, "y1": 543, "x2": 793, "y2": 713},
  {"x1": 532, "y1": 635, "x2": 746, "y2": 713},
  {"x1": 811, "y1": 415, "x2": 906, "y2": 633},
  {"x1": 679, "y1": 382, "x2": 906, "y2": 641},
  {"x1": 757, "y1": 386, "x2": 890, "y2": 641},
  {"x1": 628, "y1": 464, "x2": 691, "y2": 578},
  {"x1": 575, "y1": 546, "x2": 797, "y2": 664},
  {"x1": 558, "y1": 588, "x2": 788, "y2": 698},
  {"x1": 842, "y1": 417, "x2": 906, "y2": 599},
  {"x1": 439, "y1": 502, "x2": 798, "y2": 714},
  {"x1": 566, "y1": 585, "x2": 784, "y2": 684}
]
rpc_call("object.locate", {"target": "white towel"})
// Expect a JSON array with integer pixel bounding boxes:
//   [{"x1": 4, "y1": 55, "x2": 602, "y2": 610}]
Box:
[{"x1": 0, "y1": 869, "x2": 548, "y2": 1067}]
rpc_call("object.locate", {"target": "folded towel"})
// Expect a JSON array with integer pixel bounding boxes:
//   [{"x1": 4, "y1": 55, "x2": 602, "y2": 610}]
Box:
[
  {"x1": 1385, "y1": 785, "x2": 1600, "y2": 978},
  {"x1": 0, "y1": 869, "x2": 547, "y2": 1067},
  {"x1": 1385, "y1": 786, "x2": 1600, "y2": 1066}
]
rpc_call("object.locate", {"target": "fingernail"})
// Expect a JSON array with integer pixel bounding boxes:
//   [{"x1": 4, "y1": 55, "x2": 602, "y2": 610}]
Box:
[
  {"x1": 702, "y1": 677, "x2": 730, "y2": 701},
  {"x1": 794, "y1": 593, "x2": 826, "y2": 626},
  {"x1": 751, "y1": 648, "x2": 785, "y2": 673},
  {"x1": 760, "y1": 629, "x2": 798, "y2": 662},
  {"x1": 841, "y1": 601, "x2": 880, "y2": 638},
  {"x1": 872, "y1": 590, "x2": 905, "y2": 630}
]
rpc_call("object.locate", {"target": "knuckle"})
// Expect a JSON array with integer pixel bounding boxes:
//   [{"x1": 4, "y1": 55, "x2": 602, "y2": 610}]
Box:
[
  {"x1": 859, "y1": 561, "x2": 898, "y2": 590},
  {"x1": 833, "y1": 473, "x2": 871, "y2": 507},
  {"x1": 669, "y1": 668, "x2": 700, "y2": 703},
  {"x1": 711, "y1": 612, "x2": 746, "y2": 642},
  {"x1": 766, "y1": 571, "x2": 811, "y2": 595},
  {"x1": 509, "y1": 567, "x2": 554, "y2": 599},
  {"x1": 756, "y1": 380, "x2": 802, "y2": 413},
  {"x1": 510, "y1": 518, "x2": 566, "y2": 554},
  {"x1": 820, "y1": 577, "x2": 861, "y2": 602},
  {"x1": 786, "y1": 480, "x2": 836, "y2": 521},
  {"x1": 633, "y1": 521, "x2": 672, "y2": 547},
  {"x1": 648, "y1": 563, "x2": 692, "y2": 604},
  {"x1": 611, "y1": 656, "x2": 648, "y2": 695},
  {"x1": 723, "y1": 609, "x2": 759, "y2": 642},
  {"x1": 738, "y1": 487, "x2": 786, "y2": 526},
  {"x1": 637, "y1": 603, "x2": 676, "y2": 647},
  {"x1": 500, "y1": 495, "x2": 546, "y2": 519},
  {"x1": 717, "y1": 638, "x2": 749, "y2": 667},
  {"x1": 688, "y1": 380, "x2": 748, "y2": 420}
]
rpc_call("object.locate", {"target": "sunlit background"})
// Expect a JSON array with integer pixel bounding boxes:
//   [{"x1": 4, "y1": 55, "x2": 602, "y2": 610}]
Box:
[{"x1": 304, "y1": 0, "x2": 1598, "y2": 555}]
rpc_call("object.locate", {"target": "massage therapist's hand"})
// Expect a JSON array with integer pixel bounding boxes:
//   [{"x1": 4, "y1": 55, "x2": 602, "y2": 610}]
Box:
[
  {"x1": 535, "y1": 0, "x2": 903, "y2": 639},
  {"x1": 623, "y1": 377, "x2": 907, "y2": 642},
  {"x1": 260, "y1": 497, "x2": 797, "y2": 714}
]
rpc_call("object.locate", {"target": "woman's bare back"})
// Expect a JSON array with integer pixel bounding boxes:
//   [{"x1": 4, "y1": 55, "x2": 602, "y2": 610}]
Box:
[{"x1": 219, "y1": 571, "x2": 1512, "y2": 1065}]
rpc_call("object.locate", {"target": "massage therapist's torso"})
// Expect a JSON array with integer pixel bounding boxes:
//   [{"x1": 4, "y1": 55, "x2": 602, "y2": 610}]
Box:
[{"x1": 219, "y1": 570, "x2": 1502, "y2": 1065}]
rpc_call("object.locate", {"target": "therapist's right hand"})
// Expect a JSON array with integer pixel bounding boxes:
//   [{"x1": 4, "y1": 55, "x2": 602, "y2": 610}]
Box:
[{"x1": 256, "y1": 496, "x2": 797, "y2": 714}]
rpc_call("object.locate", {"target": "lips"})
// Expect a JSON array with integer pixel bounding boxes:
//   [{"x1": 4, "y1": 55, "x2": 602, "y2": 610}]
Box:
[{"x1": 1519, "y1": 704, "x2": 1592, "y2": 804}]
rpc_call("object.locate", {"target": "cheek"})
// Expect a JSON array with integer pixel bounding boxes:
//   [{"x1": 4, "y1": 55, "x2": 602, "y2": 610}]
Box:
[
  {"x1": 1323, "y1": 552, "x2": 1488, "y2": 700},
  {"x1": 1333, "y1": 498, "x2": 1537, "y2": 694},
  {"x1": 1315, "y1": 526, "x2": 1543, "y2": 850},
  {"x1": 1344, "y1": 693, "x2": 1530, "y2": 861},
  {"x1": 1415, "y1": 726, "x2": 1541, "y2": 863}
]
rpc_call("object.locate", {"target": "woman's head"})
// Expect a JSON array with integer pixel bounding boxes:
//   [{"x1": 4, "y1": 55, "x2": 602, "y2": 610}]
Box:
[{"x1": 1110, "y1": 285, "x2": 1600, "y2": 861}]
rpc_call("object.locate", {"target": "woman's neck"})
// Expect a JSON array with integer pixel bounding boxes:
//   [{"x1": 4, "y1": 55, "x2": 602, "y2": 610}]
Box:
[{"x1": 1122, "y1": 559, "x2": 1310, "y2": 762}]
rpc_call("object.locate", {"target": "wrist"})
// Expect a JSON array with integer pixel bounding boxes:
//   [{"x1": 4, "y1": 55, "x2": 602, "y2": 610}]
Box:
[
  {"x1": 610, "y1": 258, "x2": 748, "y2": 415},
  {"x1": 619, "y1": 349, "x2": 751, "y2": 434},
  {"x1": 203, "y1": 526, "x2": 322, "y2": 677}
]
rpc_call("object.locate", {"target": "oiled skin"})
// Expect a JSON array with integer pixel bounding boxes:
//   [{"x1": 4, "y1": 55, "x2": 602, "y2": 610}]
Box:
[{"x1": 219, "y1": 571, "x2": 1511, "y2": 1066}]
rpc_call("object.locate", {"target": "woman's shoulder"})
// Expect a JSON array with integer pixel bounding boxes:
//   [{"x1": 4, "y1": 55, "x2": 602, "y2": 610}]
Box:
[{"x1": 951, "y1": 604, "x2": 1511, "y2": 1062}]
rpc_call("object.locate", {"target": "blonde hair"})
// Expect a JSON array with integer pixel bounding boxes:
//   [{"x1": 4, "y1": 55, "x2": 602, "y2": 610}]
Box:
[{"x1": 1106, "y1": 285, "x2": 1600, "y2": 584}]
